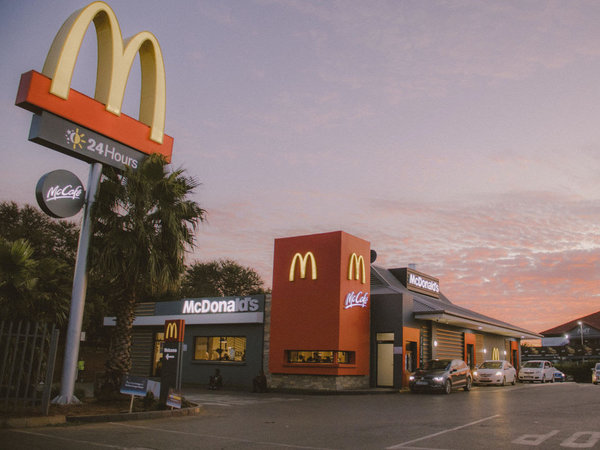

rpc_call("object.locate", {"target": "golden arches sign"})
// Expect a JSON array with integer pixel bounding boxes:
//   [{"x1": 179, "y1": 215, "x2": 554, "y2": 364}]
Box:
[
  {"x1": 42, "y1": 1, "x2": 166, "y2": 144},
  {"x1": 348, "y1": 253, "x2": 366, "y2": 284},
  {"x1": 289, "y1": 252, "x2": 317, "y2": 281},
  {"x1": 492, "y1": 348, "x2": 500, "y2": 360},
  {"x1": 165, "y1": 322, "x2": 178, "y2": 340}
]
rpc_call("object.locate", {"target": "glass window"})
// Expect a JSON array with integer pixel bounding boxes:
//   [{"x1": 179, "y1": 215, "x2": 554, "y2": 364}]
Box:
[
  {"x1": 286, "y1": 350, "x2": 354, "y2": 364},
  {"x1": 194, "y1": 336, "x2": 246, "y2": 362}
]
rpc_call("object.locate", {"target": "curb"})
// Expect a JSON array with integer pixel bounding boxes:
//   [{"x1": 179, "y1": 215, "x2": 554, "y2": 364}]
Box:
[
  {"x1": 66, "y1": 405, "x2": 203, "y2": 424},
  {"x1": 0, "y1": 405, "x2": 202, "y2": 429},
  {"x1": 1, "y1": 415, "x2": 67, "y2": 428}
]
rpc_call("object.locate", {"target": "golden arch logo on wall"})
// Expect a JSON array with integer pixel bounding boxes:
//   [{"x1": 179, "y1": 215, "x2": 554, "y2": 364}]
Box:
[
  {"x1": 164, "y1": 320, "x2": 185, "y2": 342},
  {"x1": 289, "y1": 252, "x2": 317, "y2": 281},
  {"x1": 43, "y1": 1, "x2": 166, "y2": 144},
  {"x1": 492, "y1": 348, "x2": 500, "y2": 360},
  {"x1": 347, "y1": 253, "x2": 366, "y2": 284}
]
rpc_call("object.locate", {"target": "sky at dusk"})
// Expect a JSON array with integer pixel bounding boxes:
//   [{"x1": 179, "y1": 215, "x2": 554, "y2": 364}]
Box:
[{"x1": 1, "y1": 0, "x2": 599, "y2": 333}]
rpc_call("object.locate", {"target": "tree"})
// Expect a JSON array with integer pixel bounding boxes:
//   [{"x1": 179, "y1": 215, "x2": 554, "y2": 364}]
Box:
[
  {"x1": 91, "y1": 154, "x2": 205, "y2": 392},
  {"x1": 0, "y1": 238, "x2": 38, "y2": 313},
  {"x1": 181, "y1": 259, "x2": 266, "y2": 297},
  {"x1": 0, "y1": 202, "x2": 78, "y2": 326}
]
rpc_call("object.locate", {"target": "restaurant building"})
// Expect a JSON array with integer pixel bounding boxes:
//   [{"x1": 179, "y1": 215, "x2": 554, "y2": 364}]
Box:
[
  {"x1": 104, "y1": 295, "x2": 266, "y2": 387},
  {"x1": 268, "y1": 231, "x2": 540, "y2": 391},
  {"x1": 110, "y1": 230, "x2": 540, "y2": 391}
]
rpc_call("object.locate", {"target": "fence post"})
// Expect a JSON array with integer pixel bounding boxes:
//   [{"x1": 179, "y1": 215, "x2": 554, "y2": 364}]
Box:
[{"x1": 42, "y1": 328, "x2": 60, "y2": 415}]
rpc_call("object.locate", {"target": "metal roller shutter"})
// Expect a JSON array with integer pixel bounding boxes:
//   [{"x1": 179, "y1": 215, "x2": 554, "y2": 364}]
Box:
[
  {"x1": 435, "y1": 327, "x2": 464, "y2": 360},
  {"x1": 130, "y1": 328, "x2": 154, "y2": 376}
]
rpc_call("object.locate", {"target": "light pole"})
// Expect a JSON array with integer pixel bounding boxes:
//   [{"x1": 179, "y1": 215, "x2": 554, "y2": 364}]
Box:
[{"x1": 578, "y1": 321, "x2": 585, "y2": 363}]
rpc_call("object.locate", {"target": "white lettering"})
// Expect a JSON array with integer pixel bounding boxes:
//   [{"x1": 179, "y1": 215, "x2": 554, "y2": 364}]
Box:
[
  {"x1": 512, "y1": 430, "x2": 559, "y2": 446},
  {"x1": 45, "y1": 184, "x2": 83, "y2": 201},
  {"x1": 409, "y1": 273, "x2": 439, "y2": 293},
  {"x1": 182, "y1": 300, "x2": 195, "y2": 314},
  {"x1": 181, "y1": 297, "x2": 262, "y2": 315},
  {"x1": 249, "y1": 298, "x2": 259, "y2": 311},
  {"x1": 344, "y1": 291, "x2": 369, "y2": 309},
  {"x1": 561, "y1": 432, "x2": 600, "y2": 448}
]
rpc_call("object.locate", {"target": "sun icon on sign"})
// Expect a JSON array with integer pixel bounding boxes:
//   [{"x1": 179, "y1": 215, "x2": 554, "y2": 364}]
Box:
[{"x1": 65, "y1": 128, "x2": 86, "y2": 150}]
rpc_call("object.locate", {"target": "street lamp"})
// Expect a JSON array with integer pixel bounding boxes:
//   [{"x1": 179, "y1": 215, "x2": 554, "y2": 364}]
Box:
[{"x1": 578, "y1": 321, "x2": 585, "y2": 363}]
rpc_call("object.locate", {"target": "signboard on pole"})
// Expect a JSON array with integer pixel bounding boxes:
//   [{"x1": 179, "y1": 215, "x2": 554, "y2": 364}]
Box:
[
  {"x1": 160, "y1": 320, "x2": 185, "y2": 404},
  {"x1": 15, "y1": 1, "x2": 174, "y2": 405}
]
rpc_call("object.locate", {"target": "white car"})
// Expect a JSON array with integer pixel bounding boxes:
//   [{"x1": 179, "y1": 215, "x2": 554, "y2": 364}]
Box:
[
  {"x1": 473, "y1": 360, "x2": 517, "y2": 386},
  {"x1": 518, "y1": 360, "x2": 555, "y2": 383}
]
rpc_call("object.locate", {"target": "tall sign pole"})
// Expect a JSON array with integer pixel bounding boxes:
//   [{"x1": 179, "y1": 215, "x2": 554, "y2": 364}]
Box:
[
  {"x1": 54, "y1": 162, "x2": 102, "y2": 403},
  {"x1": 16, "y1": 2, "x2": 174, "y2": 404}
]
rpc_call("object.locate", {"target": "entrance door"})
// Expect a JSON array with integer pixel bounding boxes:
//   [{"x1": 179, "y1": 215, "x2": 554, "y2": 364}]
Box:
[
  {"x1": 466, "y1": 344, "x2": 474, "y2": 369},
  {"x1": 377, "y1": 342, "x2": 394, "y2": 387}
]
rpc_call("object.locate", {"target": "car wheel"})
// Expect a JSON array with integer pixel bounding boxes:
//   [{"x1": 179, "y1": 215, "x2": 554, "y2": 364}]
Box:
[
  {"x1": 501, "y1": 376, "x2": 506, "y2": 386},
  {"x1": 464, "y1": 377, "x2": 472, "y2": 392},
  {"x1": 444, "y1": 379, "x2": 452, "y2": 395},
  {"x1": 511, "y1": 376, "x2": 516, "y2": 385},
  {"x1": 541, "y1": 375, "x2": 546, "y2": 383},
  {"x1": 550, "y1": 376, "x2": 555, "y2": 383}
]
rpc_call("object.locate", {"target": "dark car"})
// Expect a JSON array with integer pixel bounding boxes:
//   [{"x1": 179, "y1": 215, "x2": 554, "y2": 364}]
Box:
[
  {"x1": 554, "y1": 370, "x2": 566, "y2": 382},
  {"x1": 409, "y1": 359, "x2": 472, "y2": 394}
]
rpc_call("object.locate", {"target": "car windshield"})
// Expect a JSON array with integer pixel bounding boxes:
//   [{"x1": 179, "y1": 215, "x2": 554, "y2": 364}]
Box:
[
  {"x1": 422, "y1": 360, "x2": 451, "y2": 370},
  {"x1": 480, "y1": 362, "x2": 502, "y2": 369},
  {"x1": 522, "y1": 361, "x2": 543, "y2": 368}
]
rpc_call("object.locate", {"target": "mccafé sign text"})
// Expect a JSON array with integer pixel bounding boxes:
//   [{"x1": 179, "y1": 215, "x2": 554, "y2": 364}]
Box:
[
  {"x1": 344, "y1": 291, "x2": 369, "y2": 309},
  {"x1": 36, "y1": 169, "x2": 85, "y2": 218},
  {"x1": 182, "y1": 297, "x2": 261, "y2": 315}
]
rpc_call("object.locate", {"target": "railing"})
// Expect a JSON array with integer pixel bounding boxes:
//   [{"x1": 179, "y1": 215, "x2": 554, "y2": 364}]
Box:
[{"x1": 0, "y1": 321, "x2": 60, "y2": 415}]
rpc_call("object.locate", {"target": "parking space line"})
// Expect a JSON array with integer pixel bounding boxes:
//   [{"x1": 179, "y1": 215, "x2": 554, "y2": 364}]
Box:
[
  {"x1": 386, "y1": 414, "x2": 501, "y2": 449},
  {"x1": 112, "y1": 422, "x2": 334, "y2": 449},
  {"x1": 12, "y1": 429, "x2": 127, "y2": 449}
]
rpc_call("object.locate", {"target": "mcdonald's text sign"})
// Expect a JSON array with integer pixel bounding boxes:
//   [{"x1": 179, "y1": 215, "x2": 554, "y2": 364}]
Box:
[
  {"x1": 164, "y1": 320, "x2": 185, "y2": 343},
  {"x1": 16, "y1": 2, "x2": 173, "y2": 161}
]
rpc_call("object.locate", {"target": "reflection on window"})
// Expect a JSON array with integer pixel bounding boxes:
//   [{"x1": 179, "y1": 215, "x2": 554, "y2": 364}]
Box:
[
  {"x1": 286, "y1": 350, "x2": 354, "y2": 364},
  {"x1": 194, "y1": 336, "x2": 246, "y2": 362}
]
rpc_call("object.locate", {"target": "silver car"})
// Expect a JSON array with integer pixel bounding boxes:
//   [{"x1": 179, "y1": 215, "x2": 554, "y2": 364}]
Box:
[
  {"x1": 518, "y1": 360, "x2": 555, "y2": 383},
  {"x1": 473, "y1": 360, "x2": 517, "y2": 386}
]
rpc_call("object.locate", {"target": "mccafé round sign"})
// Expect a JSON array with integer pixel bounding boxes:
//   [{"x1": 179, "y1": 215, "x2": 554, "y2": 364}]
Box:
[{"x1": 36, "y1": 169, "x2": 85, "y2": 218}]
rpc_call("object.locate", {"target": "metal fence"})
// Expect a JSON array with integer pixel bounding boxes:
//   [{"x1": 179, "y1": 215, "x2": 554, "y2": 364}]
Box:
[{"x1": 0, "y1": 321, "x2": 60, "y2": 415}]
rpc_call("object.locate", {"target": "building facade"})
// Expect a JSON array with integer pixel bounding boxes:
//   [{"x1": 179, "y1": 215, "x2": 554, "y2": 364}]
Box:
[{"x1": 112, "y1": 230, "x2": 540, "y2": 391}]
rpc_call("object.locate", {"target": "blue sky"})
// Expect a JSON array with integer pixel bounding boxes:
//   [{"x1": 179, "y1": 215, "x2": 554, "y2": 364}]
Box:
[{"x1": 2, "y1": 0, "x2": 600, "y2": 332}]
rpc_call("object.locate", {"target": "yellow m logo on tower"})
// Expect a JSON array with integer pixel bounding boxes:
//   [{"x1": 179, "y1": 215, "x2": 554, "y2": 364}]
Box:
[
  {"x1": 492, "y1": 348, "x2": 500, "y2": 360},
  {"x1": 348, "y1": 253, "x2": 366, "y2": 284},
  {"x1": 289, "y1": 252, "x2": 317, "y2": 281},
  {"x1": 42, "y1": 1, "x2": 166, "y2": 144}
]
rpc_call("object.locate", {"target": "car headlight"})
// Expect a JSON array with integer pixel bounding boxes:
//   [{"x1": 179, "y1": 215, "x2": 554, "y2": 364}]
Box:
[
  {"x1": 495, "y1": 371, "x2": 503, "y2": 376},
  {"x1": 433, "y1": 376, "x2": 444, "y2": 382},
  {"x1": 409, "y1": 376, "x2": 415, "y2": 381},
  {"x1": 473, "y1": 371, "x2": 478, "y2": 377}
]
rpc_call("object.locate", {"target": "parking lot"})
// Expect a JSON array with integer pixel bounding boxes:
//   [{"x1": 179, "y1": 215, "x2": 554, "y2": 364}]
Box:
[{"x1": 1, "y1": 381, "x2": 599, "y2": 449}]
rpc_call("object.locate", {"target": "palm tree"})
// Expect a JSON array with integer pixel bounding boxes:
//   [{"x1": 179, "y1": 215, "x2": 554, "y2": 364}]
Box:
[
  {"x1": 92, "y1": 154, "x2": 205, "y2": 392},
  {"x1": 0, "y1": 238, "x2": 38, "y2": 319}
]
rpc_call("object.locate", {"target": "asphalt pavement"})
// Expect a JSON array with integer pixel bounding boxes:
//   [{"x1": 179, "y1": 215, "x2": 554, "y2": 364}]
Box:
[{"x1": 1, "y1": 381, "x2": 599, "y2": 449}]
